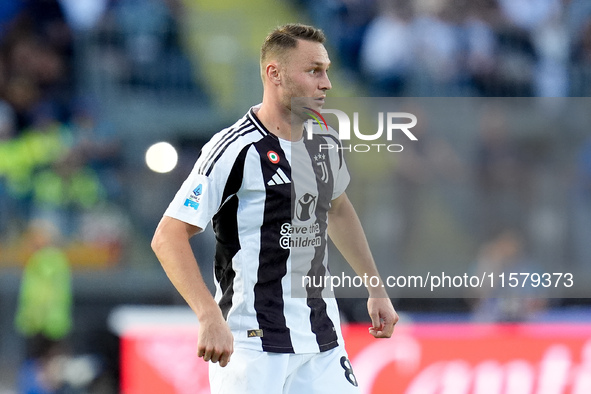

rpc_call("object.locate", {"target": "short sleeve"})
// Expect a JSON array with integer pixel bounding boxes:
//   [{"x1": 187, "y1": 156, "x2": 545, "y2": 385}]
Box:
[
  {"x1": 164, "y1": 130, "x2": 246, "y2": 231},
  {"x1": 164, "y1": 170, "x2": 222, "y2": 232}
]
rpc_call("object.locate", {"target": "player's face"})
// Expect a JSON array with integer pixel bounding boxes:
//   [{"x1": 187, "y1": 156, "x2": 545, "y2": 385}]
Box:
[{"x1": 281, "y1": 40, "x2": 331, "y2": 116}]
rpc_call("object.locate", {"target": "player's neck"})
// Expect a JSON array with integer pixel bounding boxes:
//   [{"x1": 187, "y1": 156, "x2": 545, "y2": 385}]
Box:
[{"x1": 257, "y1": 101, "x2": 304, "y2": 142}]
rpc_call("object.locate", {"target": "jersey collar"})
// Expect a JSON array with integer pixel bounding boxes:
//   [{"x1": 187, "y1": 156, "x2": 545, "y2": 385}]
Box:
[{"x1": 248, "y1": 105, "x2": 272, "y2": 138}]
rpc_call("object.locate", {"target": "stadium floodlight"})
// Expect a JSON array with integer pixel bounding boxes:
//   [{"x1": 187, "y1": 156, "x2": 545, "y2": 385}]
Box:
[{"x1": 145, "y1": 142, "x2": 178, "y2": 173}]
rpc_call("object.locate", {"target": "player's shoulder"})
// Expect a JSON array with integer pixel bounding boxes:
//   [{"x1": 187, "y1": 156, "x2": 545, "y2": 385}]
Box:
[
  {"x1": 208, "y1": 109, "x2": 269, "y2": 149},
  {"x1": 197, "y1": 112, "x2": 265, "y2": 176},
  {"x1": 320, "y1": 125, "x2": 342, "y2": 146},
  {"x1": 306, "y1": 121, "x2": 343, "y2": 148},
  {"x1": 305, "y1": 120, "x2": 338, "y2": 139},
  {"x1": 214, "y1": 113, "x2": 257, "y2": 141}
]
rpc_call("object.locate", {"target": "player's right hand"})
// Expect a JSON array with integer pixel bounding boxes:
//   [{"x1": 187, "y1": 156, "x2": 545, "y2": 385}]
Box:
[{"x1": 197, "y1": 313, "x2": 234, "y2": 367}]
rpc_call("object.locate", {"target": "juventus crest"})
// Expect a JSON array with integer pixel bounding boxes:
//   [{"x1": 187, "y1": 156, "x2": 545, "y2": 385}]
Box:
[{"x1": 313, "y1": 153, "x2": 329, "y2": 183}]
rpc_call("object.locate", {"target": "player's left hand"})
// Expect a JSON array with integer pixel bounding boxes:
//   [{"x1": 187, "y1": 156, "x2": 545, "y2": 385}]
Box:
[{"x1": 367, "y1": 297, "x2": 398, "y2": 338}]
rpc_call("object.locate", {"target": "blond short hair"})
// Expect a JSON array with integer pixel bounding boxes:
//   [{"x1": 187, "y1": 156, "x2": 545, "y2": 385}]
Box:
[{"x1": 260, "y1": 24, "x2": 326, "y2": 81}]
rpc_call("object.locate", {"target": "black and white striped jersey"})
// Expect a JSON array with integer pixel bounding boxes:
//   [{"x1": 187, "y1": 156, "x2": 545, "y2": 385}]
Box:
[{"x1": 164, "y1": 105, "x2": 350, "y2": 353}]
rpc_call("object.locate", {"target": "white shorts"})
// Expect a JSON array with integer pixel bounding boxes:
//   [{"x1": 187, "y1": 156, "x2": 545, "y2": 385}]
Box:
[{"x1": 209, "y1": 345, "x2": 360, "y2": 394}]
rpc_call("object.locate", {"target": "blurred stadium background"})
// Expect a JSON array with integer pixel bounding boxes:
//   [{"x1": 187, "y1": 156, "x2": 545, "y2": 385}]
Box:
[{"x1": 1, "y1": 0, "x2": 591, "y2": 393}]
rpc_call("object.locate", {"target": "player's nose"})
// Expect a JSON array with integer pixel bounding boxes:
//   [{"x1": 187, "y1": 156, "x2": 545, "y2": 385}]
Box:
[{"x1": 320, "y1": 72, "x2": 331, "y2": 91}]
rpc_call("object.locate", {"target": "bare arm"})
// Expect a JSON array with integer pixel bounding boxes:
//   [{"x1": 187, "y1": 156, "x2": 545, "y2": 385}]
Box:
[
  {"x1": 151, "y1": 216, "x2": 233, "y2": 366},
  {"x1": 327, "y1": 192, "x2": 399, "y2": 338}
]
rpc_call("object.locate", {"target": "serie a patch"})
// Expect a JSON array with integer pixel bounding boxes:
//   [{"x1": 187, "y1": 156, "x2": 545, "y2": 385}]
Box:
[
  {"x1": 184, "y1": 184, "x2": 203, "y2": 210},
  {"x1": 247, "y1": 329, "x2": 264, "y2": 338}
]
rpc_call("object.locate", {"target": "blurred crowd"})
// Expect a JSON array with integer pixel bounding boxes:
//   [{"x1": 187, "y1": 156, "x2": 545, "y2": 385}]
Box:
[
  {"x1": 0, "y1": 0, "x2": 200, "y2": 269},
  {"x1": 300, "y1": 0, "x2": 591, "y2": 97},
  {"x1": 0, "y1": 0, "x2": 73, "y2": 134}
]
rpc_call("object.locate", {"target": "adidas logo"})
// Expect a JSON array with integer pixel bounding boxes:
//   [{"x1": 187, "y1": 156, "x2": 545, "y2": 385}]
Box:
[{"x1": 267, "y1": 168, "x2": 291, "y2": 186}]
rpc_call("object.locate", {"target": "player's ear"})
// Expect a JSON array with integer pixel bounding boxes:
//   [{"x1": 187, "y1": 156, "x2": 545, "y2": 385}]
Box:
[{"x1": 266, "y1": 62, "x2": 281, "y2": 86}]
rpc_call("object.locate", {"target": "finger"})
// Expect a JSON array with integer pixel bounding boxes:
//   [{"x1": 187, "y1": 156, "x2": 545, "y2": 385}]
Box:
[
  {"x1": 210, "y1": 351, "x2": 220, "y2": 364},
  {"x1": 369, "y1": 324, "x2": 381, "y2": 333},
  {"x1": 381, "y1": 320, "x2": 395, "y2": 337},
  {"x1": 202, "y1": 348, "x2": 213, "y2": 362},
  {"x1": 369, "y1": 310, "x2": 382, "y2": 330},
  {"x1": 368, "y1": 327, "x2": 383, "y2": 338},
  {"x1": 370, "y1": 329, "x2": 389, "y2": 338},
  {"x1": 216, "y1": 345, "x2": 233, "y2": 367},
  {"x1": 369, "y1": 319, "x2": 395, "y2": 338},
  {"x1": 218, "y1": 353, "x2": 231, "y2": 367}
]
